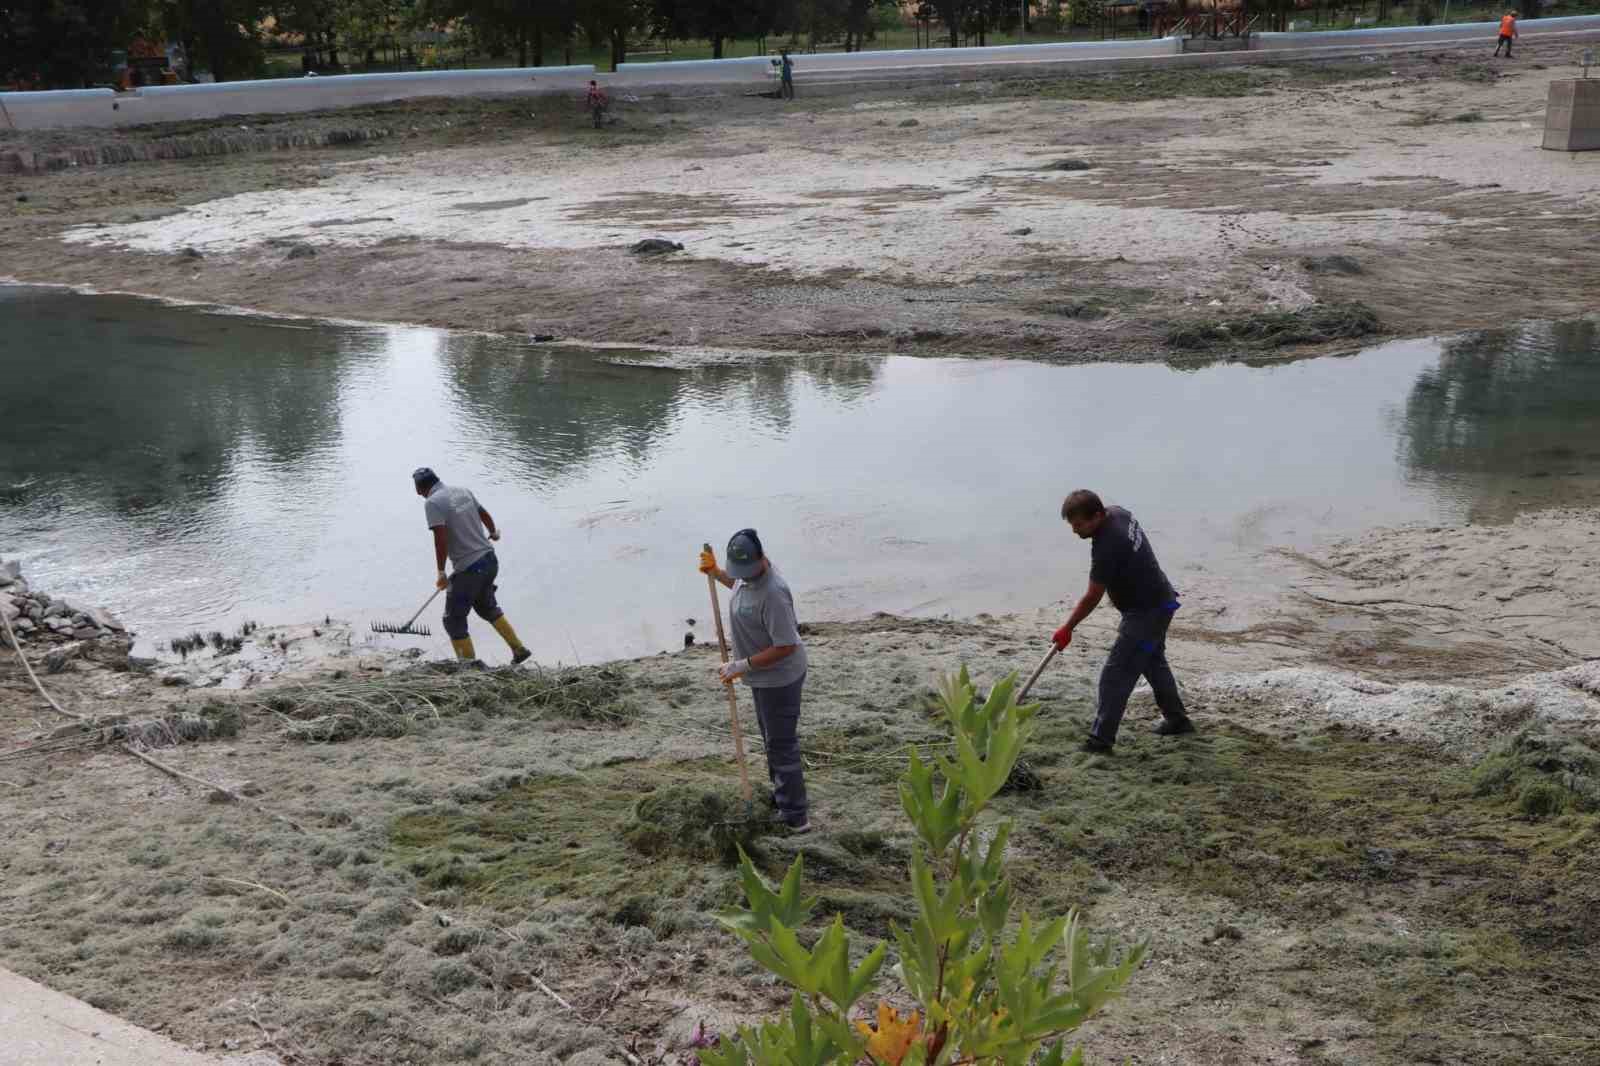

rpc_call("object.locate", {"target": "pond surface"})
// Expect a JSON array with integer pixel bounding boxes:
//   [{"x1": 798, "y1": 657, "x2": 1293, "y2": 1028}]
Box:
[{"x1": 3, "y1": 285, "x2": 1598, "y2": 665}]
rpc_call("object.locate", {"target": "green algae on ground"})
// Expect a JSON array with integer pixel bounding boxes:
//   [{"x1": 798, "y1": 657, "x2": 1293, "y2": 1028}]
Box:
[
  {"x1": 387, "y1": 759, "x2": 797, "y2": 918},
  {"x1": 625, "y1": 783, "x2": 775, "y2": 864},
  {"x1": 994, "y1": 723, "x2": 1600, "y2": 1064},
  {"x1": 1470, "y1": 729, "x2": 1600, "y2": 817},
  {"x1": 262, "y1": 663, "x2": 636, "y2": 741},
  {"x1": 381, "y1": 707, "x2": 1599, "y2": 1064},
  {"x1": 1165, "y1": 301, "x2": 1380, "y2": 351}
]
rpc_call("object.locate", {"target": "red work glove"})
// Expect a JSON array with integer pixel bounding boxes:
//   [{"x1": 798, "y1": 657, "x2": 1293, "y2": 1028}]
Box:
[{"x1": 1051, "y1": 624, "x2": 1073, "y2": 651}]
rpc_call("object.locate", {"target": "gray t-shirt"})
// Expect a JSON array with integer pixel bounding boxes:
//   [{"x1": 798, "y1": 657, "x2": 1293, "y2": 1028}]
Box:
[
  {"x1": 729, "y1": 564, "x2": 808, "y2": 689},
  {"x1": 423, "y1": 483, "x2": 493, "y2": 571}
]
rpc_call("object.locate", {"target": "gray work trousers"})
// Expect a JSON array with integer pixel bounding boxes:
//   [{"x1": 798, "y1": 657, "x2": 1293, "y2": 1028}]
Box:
[
  {"x1": 751, "y1": 674, "x2": 808, "y2": 826},
  {"x1": 1091, "y1": 606, "x2": 1187, "y2": 745}
]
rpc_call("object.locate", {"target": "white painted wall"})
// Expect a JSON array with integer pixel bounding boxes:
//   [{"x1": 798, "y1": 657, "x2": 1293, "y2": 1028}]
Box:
[
  {"x1": 616, "y1": 37, "x2": 1178, "y2": 87},
  {"x1": 4, "y1": 16, "x2": 1599, "y2": 131},
  {"x1": 0, "y1": 65, "x2": 596, "y2": 131},
  {"x1": 1254, "y1": 13, "x2": 1600, "y2": 50}
]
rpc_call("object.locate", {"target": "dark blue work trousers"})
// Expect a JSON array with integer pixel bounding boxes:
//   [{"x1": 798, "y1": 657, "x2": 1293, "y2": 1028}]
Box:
[
  {"x1": 1091, "y1": 606, "x2": 1187, "y2": 745},
  {"x1": 443, "y1": 552, "x2": 503, "y2": 640}
]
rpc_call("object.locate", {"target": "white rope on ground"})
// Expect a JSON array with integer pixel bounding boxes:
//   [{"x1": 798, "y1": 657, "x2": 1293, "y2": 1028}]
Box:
[
  {"x1": 0, "y1": 607, "x2": 85, "y2": 721},
  {"x1": 2, "y1": 601, "x2": 311, "y2": 834},
  {"x1": 122, "y1": 743, "x2": 309, "y2": 835}
]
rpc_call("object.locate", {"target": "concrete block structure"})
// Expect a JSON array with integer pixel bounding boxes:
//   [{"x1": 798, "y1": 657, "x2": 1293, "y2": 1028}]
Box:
[{"x1": 1543, "y1": 78, "x2": 1600, "y2": 151}]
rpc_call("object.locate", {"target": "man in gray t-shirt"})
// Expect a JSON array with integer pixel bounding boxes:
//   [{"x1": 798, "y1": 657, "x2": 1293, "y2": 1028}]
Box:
[
  {"x1": 700, "y1": 529, "x2": 810, "y2": 832},
  {"x1": 412, "y1": 467, "x2": 531, "y2": 666}
]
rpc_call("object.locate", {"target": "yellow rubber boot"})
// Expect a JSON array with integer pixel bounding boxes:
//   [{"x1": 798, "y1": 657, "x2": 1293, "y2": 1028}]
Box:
[
  {"x1": 450, "y1": 636, "x2": 477, "y2": 661},
  {"x1": 493, "y1": 616, "x2": 533, "y2": 665}
]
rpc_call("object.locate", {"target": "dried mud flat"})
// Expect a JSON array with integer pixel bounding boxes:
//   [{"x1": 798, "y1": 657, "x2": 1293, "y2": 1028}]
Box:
[
  {"x1": 2, "y1": 510, "x2": 1598, "y2": 1066},
  {"x1": 2, "y1": 39, "x2": 1599, "y2": 361}
]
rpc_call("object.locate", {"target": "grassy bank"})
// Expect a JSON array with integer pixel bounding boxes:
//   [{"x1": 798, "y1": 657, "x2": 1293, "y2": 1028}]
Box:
[{"x1": 3, "y1": 646, "x2": 1598, "y2": 1065}]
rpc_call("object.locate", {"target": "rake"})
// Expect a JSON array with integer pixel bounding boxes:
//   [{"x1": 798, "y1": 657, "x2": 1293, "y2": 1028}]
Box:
[
  {"x1": 1017, "y1": 643, "x2": 1060, "y2": 703},
  {"x1": 371, "y1": 588, "x2": 441, "y2": 637},
  {"x1": 704, "y1": 543, "x2": 754, "y2": 817}
]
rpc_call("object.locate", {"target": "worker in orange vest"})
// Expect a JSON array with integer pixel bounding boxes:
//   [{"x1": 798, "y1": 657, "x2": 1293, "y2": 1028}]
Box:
[{"x1": 1494, "y1": 11, "x2": 1519, "y2": 58}]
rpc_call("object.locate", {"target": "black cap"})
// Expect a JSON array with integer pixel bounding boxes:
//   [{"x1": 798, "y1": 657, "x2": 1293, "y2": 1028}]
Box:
[{"x1": 726, "y1": 528, "x2": 765, "y2": 579}]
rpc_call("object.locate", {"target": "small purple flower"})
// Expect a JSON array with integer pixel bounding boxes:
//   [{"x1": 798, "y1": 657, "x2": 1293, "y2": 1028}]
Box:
[{"x1": 688, "y1": 1021, "x2": 718, "y2": 1049}]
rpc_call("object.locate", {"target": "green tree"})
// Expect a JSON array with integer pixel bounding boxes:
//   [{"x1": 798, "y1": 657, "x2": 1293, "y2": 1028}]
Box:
[
  {"x1": 927, "y1": 0, "x2": 969, "y2": 46},
  {"x1": 273, "y1": 0, "x2": 341, "y2": 69},
  {"x1": 1, "y1": 0, "x2": 144, "y2": 87},
  {"x1": 580, "y1": 0, "x2": 652, "y2": 69},
  {"x1": 157, "y1": 0, "x2": 268, "y2": 81},
  {"x1": 653, "y1": 0, "x2": 762, "y2": 57},
  {"x1": 703, "y1": 668, "x2": 1147, "y2": 1066},
  {"x1": 417, "y1": 0, "x2": 578, "y2": 66}
]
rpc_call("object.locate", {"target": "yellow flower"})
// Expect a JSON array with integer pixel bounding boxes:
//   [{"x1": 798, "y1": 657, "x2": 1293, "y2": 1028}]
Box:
[{"x1": 855, "y1": 1001, "x2": 922, "y2": 1066}]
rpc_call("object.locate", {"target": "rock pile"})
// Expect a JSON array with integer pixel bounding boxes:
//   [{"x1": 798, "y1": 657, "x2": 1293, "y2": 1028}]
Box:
[{"x1": 0, "y1": 558, "x2": 129, "y2": 645}]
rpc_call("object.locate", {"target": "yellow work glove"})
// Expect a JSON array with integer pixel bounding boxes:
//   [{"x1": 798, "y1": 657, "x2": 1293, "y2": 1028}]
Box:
[{"x1": 698, "y1": 547, "x2": 718, "y2": 575}]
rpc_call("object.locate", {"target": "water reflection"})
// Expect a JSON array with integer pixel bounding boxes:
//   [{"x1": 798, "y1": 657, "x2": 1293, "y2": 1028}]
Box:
[
  {"x1": 435, "y1": 333, "x2": 882, "y2": 487},
  {"x1": 1396, "y1": 320, "x2": 1600, "y2": 522},
  {"x1": 1, "y1": 288, "x2": 363, "y2": 515},
  {"x1": 3, "y1": 285, "x2": 1598, "y2": 665}
]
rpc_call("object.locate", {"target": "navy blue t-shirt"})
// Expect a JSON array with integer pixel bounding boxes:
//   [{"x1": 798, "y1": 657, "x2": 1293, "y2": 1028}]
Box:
[{"x1": 1090, "y1": 506, "x2": 1176, "y2": 612}]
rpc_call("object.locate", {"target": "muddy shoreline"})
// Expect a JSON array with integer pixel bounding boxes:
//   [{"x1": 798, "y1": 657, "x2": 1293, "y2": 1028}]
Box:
[
  {"x1": 4, "y1": 42, "x2": 1600, "y2": 362},
  {"x1": 3, "y1": 510, "x2": 1598, "y2": 1066},
  {"x1": 4, "y1": 41, "x2": 1600, "y2": 1066}
]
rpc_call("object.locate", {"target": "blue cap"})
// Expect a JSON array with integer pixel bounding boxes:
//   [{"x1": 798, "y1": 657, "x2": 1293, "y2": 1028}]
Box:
[{"x1": 725, "y1": 529, "x2": 765, "y2": 580}]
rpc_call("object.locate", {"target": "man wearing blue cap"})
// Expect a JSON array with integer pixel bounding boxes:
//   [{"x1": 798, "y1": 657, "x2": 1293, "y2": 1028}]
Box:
[
  {"x1": 412, "y1": 467, "x2": 531, "y2": 665},
  {"x1": 700, "y1": 529, "x2": 810, "y2": 832}
]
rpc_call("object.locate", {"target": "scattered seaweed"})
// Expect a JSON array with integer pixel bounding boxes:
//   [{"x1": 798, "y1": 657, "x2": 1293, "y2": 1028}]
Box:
[
  {"x1": 263, "y1": 664, "x2": 635, "y2": 742},
  {"x1": 623, "y1": 784, "x2": 774, "y2": 865},
  {"x1": 1165, "y1": 301, "x2": 1379, "y2": 351},
  {"x1": 1470, "y1": 730, "x2": 1600, "y2": 817}
]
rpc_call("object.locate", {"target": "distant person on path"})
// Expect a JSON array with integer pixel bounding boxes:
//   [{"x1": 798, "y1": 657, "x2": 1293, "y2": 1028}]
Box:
[
  {"x1": 780, "y1": 49, "x2": 795, "y2": 100},
  {"x1": 585, "y1": 79, "x2": 609, "y2": 128},
  {"x1": 1494, "y1": 11, "x2": 1518, "y2": 58},
  {"x1": 700, "y1": 530, "x2": 810, "y2": 832},
  {"x1": 413, "y1": 467, "x2": 532, "y2": 665},
  {"x1": 1053, "y1": 490, "x2": 1194, "y2": 754}
]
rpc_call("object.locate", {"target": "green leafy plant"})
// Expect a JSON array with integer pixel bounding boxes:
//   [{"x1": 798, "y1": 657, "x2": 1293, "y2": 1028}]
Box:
[{"x1": 703, "y1": 668, "x2": 1148, "y2": 1066}]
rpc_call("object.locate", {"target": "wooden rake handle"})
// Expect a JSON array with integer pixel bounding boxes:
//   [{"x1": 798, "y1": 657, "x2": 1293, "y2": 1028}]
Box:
[
  {"x1": 1016, "y1": 643, "x2": 1060, "y2": 704},
  {"x1": 705, "y1": 544, "x2": 753, "y2": 805}
]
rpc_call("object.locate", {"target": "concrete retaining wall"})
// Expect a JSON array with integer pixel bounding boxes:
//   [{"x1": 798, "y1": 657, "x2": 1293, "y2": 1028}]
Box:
[
  {"x1": 4, "y1": 16, "x2": 1600, "y2": 131},
  {"x1": 0, "y1": 65, "x2": 596, "y2": 131},
  {"x1": 615, "y1": 38, "x2": 1178, "y2": 90},
  {"x1": 1254, "y1": 13, "x2": 1600, "y2": 50}
]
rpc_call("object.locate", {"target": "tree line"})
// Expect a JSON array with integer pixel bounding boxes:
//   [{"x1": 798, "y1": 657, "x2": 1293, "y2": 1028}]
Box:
[{"x1": 2, "y1": 0, "x2": 1046, "y2": 88}]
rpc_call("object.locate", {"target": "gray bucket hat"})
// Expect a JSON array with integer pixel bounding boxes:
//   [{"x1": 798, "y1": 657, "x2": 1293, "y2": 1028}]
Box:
[{"x1": 725, "y1": 528, "x2": 766, "y2": 580}]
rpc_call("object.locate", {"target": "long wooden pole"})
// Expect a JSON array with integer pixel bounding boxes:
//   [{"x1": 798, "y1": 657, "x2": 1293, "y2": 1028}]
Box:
[
  {"x1": 705, "y1": 544, "x2": 753, "y2": 806},
  {"x1": 1016, "y1": 644, "x2": 1060, "y2": 703}
]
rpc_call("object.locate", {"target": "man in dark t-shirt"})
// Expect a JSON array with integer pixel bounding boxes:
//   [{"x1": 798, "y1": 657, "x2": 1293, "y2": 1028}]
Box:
[{"x1": 1053, "y1": 489, "x2": 1193, "y2": 753}]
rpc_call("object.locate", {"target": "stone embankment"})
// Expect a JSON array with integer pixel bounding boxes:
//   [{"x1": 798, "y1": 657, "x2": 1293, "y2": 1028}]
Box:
[
  {"x1": 0, "y1": 125, "x2": 393, "y2": 175},
  {"x1": 0, "y1": 558, "x2": 129, "y2": 644}
]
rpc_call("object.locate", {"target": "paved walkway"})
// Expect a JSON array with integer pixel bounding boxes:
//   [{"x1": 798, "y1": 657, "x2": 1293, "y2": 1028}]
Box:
[{"x1": 0, "y1": 967, "x2": 237, "y2": 1066}]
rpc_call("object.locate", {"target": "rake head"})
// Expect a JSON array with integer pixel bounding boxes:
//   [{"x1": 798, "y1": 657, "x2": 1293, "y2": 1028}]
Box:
[{"x1": 371, "y1": 621, "x2": 431, "y2": 637}]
